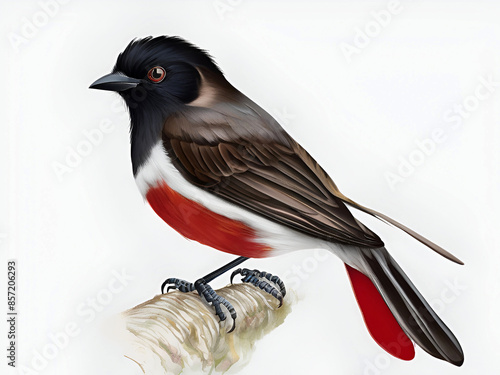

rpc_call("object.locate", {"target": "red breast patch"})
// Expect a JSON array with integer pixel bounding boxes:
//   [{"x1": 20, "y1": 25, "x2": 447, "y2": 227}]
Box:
[{"x1": 146, "y1": 180, "x2": 271, "y2": 258}]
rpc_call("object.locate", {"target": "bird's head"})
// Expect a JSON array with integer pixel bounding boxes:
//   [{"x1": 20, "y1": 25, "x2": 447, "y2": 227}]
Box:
[
  {"x1": 90, "y1": 36, "x2": 224, "y2": 174},
  {"x1": 90, "y1": 36, "x2": 222, "y2": 114}
]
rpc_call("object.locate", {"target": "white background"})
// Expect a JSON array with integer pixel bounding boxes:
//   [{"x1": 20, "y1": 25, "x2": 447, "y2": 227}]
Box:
[{"x1": 2, "y1": 0, "x2": 500, "y2": 374}]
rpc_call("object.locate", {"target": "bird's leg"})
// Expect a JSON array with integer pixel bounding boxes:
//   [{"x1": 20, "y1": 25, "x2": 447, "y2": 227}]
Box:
[
  {"x1": 230, "y1": 268, "x2": 286, "y2": 307},
  {"x1": 161, "y1": 256, "x2": 249, "y2": 332}
]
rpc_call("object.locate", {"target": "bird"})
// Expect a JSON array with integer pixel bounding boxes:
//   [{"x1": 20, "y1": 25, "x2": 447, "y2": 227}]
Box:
[{"x1": 90, "y1": 36, "x2": 464, "y2": 366}]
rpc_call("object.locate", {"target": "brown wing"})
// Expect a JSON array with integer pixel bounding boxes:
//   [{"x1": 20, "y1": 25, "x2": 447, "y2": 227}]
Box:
[{"x1": 162, "y1": 107, "x2": 383, "y2": 248}]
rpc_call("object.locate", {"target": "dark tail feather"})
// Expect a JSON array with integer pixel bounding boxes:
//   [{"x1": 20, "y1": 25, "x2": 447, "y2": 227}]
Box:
[{"x1": 354, "y1": 247, "x2": 464, "y2": 366}]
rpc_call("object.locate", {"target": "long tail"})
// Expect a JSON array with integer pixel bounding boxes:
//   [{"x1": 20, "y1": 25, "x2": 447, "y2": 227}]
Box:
[
  {"x1": 345, "y1": 247, "x2": 464, "y2": 366},
  {"x1": 330, "y1": 190, "x2": 464, "y2": 265}
]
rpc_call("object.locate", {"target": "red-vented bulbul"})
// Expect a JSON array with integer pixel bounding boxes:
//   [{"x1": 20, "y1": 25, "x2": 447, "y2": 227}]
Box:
[{"x1": 90, "y1": 36, "x2": 464, "y2": 366}]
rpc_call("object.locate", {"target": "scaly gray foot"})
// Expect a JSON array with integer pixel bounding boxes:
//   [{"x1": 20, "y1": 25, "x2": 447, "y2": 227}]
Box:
[{"x1": 230, "y1": 268, "x2": 286, "y2": 307}]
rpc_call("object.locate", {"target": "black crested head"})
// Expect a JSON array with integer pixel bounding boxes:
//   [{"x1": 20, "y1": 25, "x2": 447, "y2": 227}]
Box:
[
  {"x1": 114, "y1": 36, "x2": 222, "y2": 107},
  {"x1": 114, "y1": 36, "x2": 221, "y2": 80},
  {"x1": 108, "y1": 36, "x2": 222, "y2": 175}
]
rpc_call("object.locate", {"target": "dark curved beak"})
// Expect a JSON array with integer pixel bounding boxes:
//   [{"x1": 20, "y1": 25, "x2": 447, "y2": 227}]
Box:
[{"x1": 89, "y1": 73, "x2": 141, "y2": 92}]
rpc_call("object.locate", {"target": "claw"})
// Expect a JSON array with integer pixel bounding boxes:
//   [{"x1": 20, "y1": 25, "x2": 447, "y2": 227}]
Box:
[
  {"x1": 166, "y1": 285, "x2": 176, "y2": 293},
  {"x1": 230, "y1": 268, "x2": 242, "y2": 284},
  {"x1": 161, "y1": 279, "x2": 170, "y2": 294},
  {"x1": 265, "y1": 274, "x2": 287, "y2": 297},
  {"x1": 227, "y1": 319, "x2": 236, "y2": 333}
]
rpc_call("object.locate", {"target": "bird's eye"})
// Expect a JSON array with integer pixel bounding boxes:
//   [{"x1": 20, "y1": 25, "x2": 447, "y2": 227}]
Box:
[{"x1": 147, "y1": 66, "x2": 166, "y2": 83}]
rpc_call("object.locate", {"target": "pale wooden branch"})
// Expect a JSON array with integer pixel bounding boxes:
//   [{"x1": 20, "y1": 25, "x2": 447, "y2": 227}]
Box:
[{"x1": 118, "y1": 283, "x2": 293, "y2": 374}]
